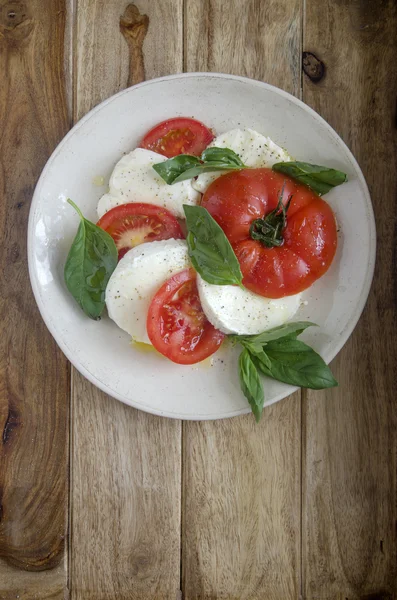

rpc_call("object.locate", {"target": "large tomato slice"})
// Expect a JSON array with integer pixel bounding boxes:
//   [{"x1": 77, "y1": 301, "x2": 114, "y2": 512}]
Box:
[
  {"x1": 140, "y1": 117, "x2": 214, "y2": 158},
  {"x1": 201, "y1": 168, "x2": 337, "y2": 298},
  {"x1": 147, "y1": 269, "x2": 225, "y2": 364},
  {"x1": 97, "y1": 203, "x2": 183, "y2": 260}
]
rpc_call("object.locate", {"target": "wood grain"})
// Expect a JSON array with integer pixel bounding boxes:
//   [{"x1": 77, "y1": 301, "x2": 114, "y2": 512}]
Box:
[
  {"x1": 0, "y1": 0, "x2": 69, "y2": 595},
  {"x1": 70, "y1": 376, "x2": 181, "y2": 599},
  {"x1": 0, "y1": 564, "x2": 66, "y2": 600},
  {"x1": 184, "y1": 0, "x2": 302, "y2": 84},
  {"x1": 183, "y1": 1, "x2": 302, "y2": 598},
  {"x1": 302, "y1": 0, "x2": 397, "y2": 597},
  {"x1": 70, "y1": 1, "x2": 183, "y2": 598},
  {"x1": 183, "y1": 407, "x2": 301, "y2": 600}
]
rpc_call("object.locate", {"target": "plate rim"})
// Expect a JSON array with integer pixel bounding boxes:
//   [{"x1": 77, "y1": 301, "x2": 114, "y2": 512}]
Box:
[{"x1": 27, "y1": 72, "x2": 376, "y2": 420}]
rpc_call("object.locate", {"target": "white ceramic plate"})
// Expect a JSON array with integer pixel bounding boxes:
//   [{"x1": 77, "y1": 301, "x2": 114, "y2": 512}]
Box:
[{"x1": 28, "y1": 73, "x2": 376, "y2": 420}]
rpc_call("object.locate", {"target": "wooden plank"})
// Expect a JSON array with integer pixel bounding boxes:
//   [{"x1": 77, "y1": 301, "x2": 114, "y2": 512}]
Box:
[
  {"x1": 0, "y1": 0, "x2": 70, "y2": 597},
  {"x1": 70, "y1": 2, "x2": 183, "y2": 598},
  {"x1": 182, "y1": 407, "x2": 301, "y2": 599},
  {"x1": 182, "y1": 1, "x2": 302, "y2": 598},
  {"x1": 0, "y1": 565, "x2": 67, "y2": 600},
  {"x1": 302, "y1": 1, "x2": 397, "y2": 597},
  {"x1": 70, "y1": 376, "x2": 181, "y2": 599}
]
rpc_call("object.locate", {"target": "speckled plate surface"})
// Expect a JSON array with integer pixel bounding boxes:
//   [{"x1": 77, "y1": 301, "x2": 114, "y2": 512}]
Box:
[{"x1": 28, "y1": 73, "x2": 376, "y2": 419}]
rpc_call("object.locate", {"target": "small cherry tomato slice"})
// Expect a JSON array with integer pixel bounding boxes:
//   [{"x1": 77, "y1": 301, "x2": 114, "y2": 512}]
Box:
[
  {"x1": 147, "y1": 269, "x2": 225, "y2": 365},
  {"x1": 140, "y1": 117, "x2": 214, "y2": 158},
  {"x1": 97, "y1": 203, "x2": 184, "y2": 260}
]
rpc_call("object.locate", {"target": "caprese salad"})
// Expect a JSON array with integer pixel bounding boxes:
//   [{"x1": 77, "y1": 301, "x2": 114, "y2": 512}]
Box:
[{"x1": 64, "y1": 117, "x2": 347, "y2": 420}]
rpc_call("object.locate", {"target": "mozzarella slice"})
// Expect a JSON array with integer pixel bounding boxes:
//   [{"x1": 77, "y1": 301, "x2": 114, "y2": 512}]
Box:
[
  {"x1": 193, "y1": 128, "x2": 292, "y2": 193},
  {"x1": 197, "y1": 276, "x2": 302, "y2": 335},
  {"x1": 97, "y1": 148, "x2": 200, "y2": 219},
  {"x1": 106, "y1": 239, "x2": 190, "y2": 344}
]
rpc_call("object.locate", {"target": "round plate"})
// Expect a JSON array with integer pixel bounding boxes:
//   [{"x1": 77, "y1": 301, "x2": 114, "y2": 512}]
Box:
[{"x1": 28, "y1": 73, "x2": 376, "y2": 420}]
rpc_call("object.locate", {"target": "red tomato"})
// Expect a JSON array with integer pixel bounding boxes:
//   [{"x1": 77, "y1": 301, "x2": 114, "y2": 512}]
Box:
[
  {"x1": 201, "y1": 168, "x2": 337, "y2": 298},
  {"x1": 147, "y1": 269, "x2": 225, "y2": 365},
  {"x1": 97, "y1": 203, "x2": 183, "y2": 260},
  {"x1": 140, "y1": 117, "x2": 214, "y2": 158}
]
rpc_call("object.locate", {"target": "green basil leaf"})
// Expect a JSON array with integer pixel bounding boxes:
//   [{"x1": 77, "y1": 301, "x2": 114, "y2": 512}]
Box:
[
  {"x1": 184, "y1": 205, "x2": 243, "y2": 287},
  {"x1": 153, "y1": 146, "x2": 246, "y2": 184},
  {"x1": 272, "y1": 161, "x2": 347, "y2": 195},
  {"x1": 247, "y1": 344, "x2": 272, "y2": 366},
  {"x1": 64, "y1": 199, "x2": 118, "y2": 320},
  {"x1": 255, "y1": 338, "x2": 338, "y2": 389},
  {"x1": 232, "y1": 321, "x2": 317, "y2": 347},
  {"x1": 201, "y1": 147, "x2": 245, "y2": 167},
  {"x1": 153, "y1": 155, "x2": 201, "y2": 184},
  {"x1": 173, "y1": 163, "x2": 241, "y2": 183},
  {"x1": 238, "y1": 348, "x2": 265, "y2": 422}
]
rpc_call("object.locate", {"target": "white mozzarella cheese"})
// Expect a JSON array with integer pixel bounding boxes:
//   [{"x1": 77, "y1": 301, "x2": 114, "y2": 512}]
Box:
[
  {"x1": 105, "y1": 239, "x2": 190, "y2": 344},
  {"x1": 193, "y1": 128, "x2": 292, "y2": 193},
  {"x1": 97, "y1": 148, "x2": 200, "y2": 219},
  {"x1": 197, "y1": 276, "x2": 302, "y2": 335}
]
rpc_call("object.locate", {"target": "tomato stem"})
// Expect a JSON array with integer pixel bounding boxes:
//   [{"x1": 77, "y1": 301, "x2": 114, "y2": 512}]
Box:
[{"x1": 249, "y1": 183, "x2": 292, "y2": 248}]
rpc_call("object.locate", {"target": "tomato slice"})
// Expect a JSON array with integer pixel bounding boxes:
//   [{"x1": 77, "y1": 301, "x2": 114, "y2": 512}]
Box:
[
  {"x1": 140, "y1": 117, "x2": 214, "y2": 158},
  {"x1": 147, "y1": 269, "x2": 225, "y2": 365},
  {"x1": 97, "y1": 203, "x2": 184, "y2": 260},
  {"x1": 201, "y1": 168, "x2": 337, "y2": 298}
]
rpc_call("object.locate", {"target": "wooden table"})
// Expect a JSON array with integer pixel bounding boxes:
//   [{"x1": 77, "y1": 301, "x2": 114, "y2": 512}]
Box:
[{"x1": 1, "y1": 1, "x2": 396, "y2": 598}]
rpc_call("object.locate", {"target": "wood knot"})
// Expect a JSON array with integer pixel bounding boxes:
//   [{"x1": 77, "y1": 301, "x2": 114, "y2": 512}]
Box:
[
  {"x1": 2, "y1": 406, "x2": 20, "y2": 446},
  {"x1": 130, "y1": 552, "x2": 151, "y2": 579},
  {"x1": 302, "y1": 51, "x2": 325, "y2": 83},
  {"x1": 0, "y1": 1, "x2": 33, "y2": 44},
  {"x1": 120, "y1": 4, "x2": 149, "y2": 46},
  {"x1": 120, "y1": 4, "x2": 149, "y2": 86}
]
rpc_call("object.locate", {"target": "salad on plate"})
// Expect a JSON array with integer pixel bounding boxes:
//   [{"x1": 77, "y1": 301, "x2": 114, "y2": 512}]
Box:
[{"x1": 64, "y1": 116, "x2": 347, "y2": 421}]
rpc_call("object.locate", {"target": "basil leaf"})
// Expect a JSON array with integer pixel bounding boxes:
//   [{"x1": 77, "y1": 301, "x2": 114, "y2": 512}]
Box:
[
  {"x1": 184, "y1": 205, "x2": 243, "y2": 287},
  {"x1": 272, "y1": 161, "x2": 347, "y2": 195},
  {"x1": 232, "y1": 321, "x2": 317, "y2": 347},
  {"x1": 153, "y1": 146, "x2": 246, "y2": 184},
  {"x1": 238, "y1": 349, "x2": 265, "y2": 422},
  {"x1": 64, "y1": 199, "x2": 118, "y2": 320},
  {"x1": 255, "y1": 338, "x2": 338, "y2": 389},
  {"x1": 233, "y1": 320, "x2": 337, "y2": 419},
  {"x1": 153, "y1": 155, "x2": 201, "y2": 184},
  {"x1": 201, "y1": 147, "x2": 245, "y2": 167},
  {"x1": 173, "y1": 163, "x2": 241, "y2": 183},
  {"x1": 247, "y1": 344, "x2": 272, "y2": 366}
]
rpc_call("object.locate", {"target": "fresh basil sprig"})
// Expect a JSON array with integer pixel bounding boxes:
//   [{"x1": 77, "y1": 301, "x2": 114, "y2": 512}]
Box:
[
  {"x1": 233, "y1": 322, "x2": 337, "y2": 422},
  {"x1": 64, "y1": 199, "x2": 118, "y2": 320},
  {"x1": 239, "y1": 349, "x2": 265, "y2": 422},
  {"x1": 272, "y1": 161, "x2": 347, "y2": 195},
  {"x1": 183, "y1": 205, "x2": 243, "y2": 287},
  {"x1": 232, "y1": 321, "x2": 316, "y2": 346},
  {"x1": 153, "y1": 155, "x2": 202, "y2": 184},
  {"x1": 153, "y1": 147, "x2": 246, "y2": 184},
  {"x1": 254, "y1": 337, "x2": 338, "y2": 390},
  {"x1": 201, "y1": 147, "x2": 245, "y2": 166}
]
